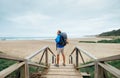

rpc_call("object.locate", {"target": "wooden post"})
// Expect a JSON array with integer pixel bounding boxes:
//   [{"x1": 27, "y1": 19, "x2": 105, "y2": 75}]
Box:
[
  {"x1": 55, "y1": 57, "x2": 56, "y2": 64},
  {"x1": 19, "y1": 62, "x2": 29, "y2": 78},
  {"x1": 94, "y1": 61, "x2": 106, "y2": 78},
  {"x1": 39, "y1": 50, "x2": 45, "y2": 64},
  {"x1": 103, "y1": 69, "x2": 109, "y2": 78},
  {"x1": 78, "y1": 50, "x2": 85, "y2": 64},
  {"x1": 76, "y1": 48, "x2": 79, "y2": 68},
  {"x1": 52, "y1": 55, "x2": 54, "y2": 64},
  {"x1": 94, "y1": 61, "x2": 99, "y2": 78},
  {"x1": 16, "y1": 68, "x2": 20, "y2": 78},
  {"x1": 25, "y1": 61, "x2": 29, "y2": 78},
  {"x1": 36, "y1": 50, "x2": 46, "y2": 71},
  {"x1": 45, "y1": 49, "x2": 48, "y2": 66},
  {"x1": 69, "y1": 56, "x2": 73, "y2": 64},
  {"x1": 20, "y1": 65, "x2": 25, "y2": 78},
  {"x1": 71, "y1": 56, "x2": 73, "y2": 64},
  {"x1": 69, "y1": 56, "x2": 70, "y2": 64}
]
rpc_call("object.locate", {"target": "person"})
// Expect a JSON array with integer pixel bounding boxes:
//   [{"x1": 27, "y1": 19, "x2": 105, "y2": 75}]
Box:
[{"x1": 55, "y1": 30, "x2": 68, "y2": 67}]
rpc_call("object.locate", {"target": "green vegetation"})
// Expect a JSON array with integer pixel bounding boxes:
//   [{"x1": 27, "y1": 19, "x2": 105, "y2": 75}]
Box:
[
  {"x1": 79, "y1": 61, "x2": 94, "y2": 78},
  {"x1": 0, "y1": 51, "x2": 3, "y2": 53},
  {"x1": 99, "y1": 29, "x2": 120, "y2": 36},
  {"x1": 0, "y1": 59, "x2": 17, "y2": 78},
  {"x1": 0, "y1": 59, "x2": 16, "y2": 71},
  {"x1": 79, "y1": 41, "x2": 96, "y2": 43},
  {"x1": 29, "y1": 63, "x2": 45, "y2": 73},
  {"x1": 80, "y1": 66, "x2": 94, "y2": 78},
  {"x1": 0, "y1": 59, "x2": 45, "y2": 78},
  {"x1": 79, "y1": 38, "x2": 120, "y2": 43},
  {"x1": 108, "y1": 60, "x2": 120, "y2": 69},
  {"x1": 97, "y1": 38, "x2": 120, "y2": 43},
  {"x1": 29, "y1": 66, "x2": 37, "y2": 73},
  {"x1": 79, "y1": 60, "x2": 120, "y2": 78},
  {"x1": 79, "y1": 29, "x2": 120, "y2": 43}
]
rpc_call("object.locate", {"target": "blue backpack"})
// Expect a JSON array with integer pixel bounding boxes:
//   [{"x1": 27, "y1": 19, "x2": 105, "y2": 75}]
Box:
[{"x1": 59, "y1": 32, "x2": 67, "y2": 46}]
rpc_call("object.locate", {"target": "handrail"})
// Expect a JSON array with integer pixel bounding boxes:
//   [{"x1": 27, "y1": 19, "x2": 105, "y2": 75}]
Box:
[
  {"x1": 76, "y1": 62, "x2": 94, "y2": 69},
  {"x1": 0, "y1": 53, "x2": 25, "y2": 61},
  {"x1": 25, "y1": 46, "x2": 48, "y2": 60},
  {"x1": 0, "y1": 46, "x2": 56, "y2": 78},
  {"x1": 28, "y1": 61, "x2": 48, "y2": 68},
  {"x1": 69, "y1": 46, "x2": 120, "y2": 78},
  {"x1": 0, "y1": 62, "x2": 25, "y2": 78},
  {"x1": 69, "y1": 46, "x2": 97, "y2": 67},
  {"x1": 98, "y1": 54, "x2": 120, "y2": 62},
  {"x1": 98, "y1": 62, "x2": 120, "y2": 78},
  {"x1": 76, "y1": 46, "x2": 97, "y2": 60}
]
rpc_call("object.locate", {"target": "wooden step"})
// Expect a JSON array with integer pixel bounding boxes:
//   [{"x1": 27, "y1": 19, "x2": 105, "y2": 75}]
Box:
[
  {"x1": 41, "y1": 64, "x2": 83, "y2": 78},
  {"x1": 50, "y1": 65, "x2": 74, "y2": 69},
  {"x1": 46, "y1": 71, "x2": 80, "y2": 76},
  {"x1": 41, "y1": 75, "x2": 82, "y2": 78},
  {"x1": 49, "y1": 69, "x2": 76, "y2": 72}
]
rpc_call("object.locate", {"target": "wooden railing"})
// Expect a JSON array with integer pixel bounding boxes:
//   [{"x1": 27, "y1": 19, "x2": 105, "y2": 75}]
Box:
[
  {"x1": 69, "y1": 46, "x2": 120, "y2": 78},
  {"x1": 0, "y1": 46, "x2": 56, "y2": 78}
]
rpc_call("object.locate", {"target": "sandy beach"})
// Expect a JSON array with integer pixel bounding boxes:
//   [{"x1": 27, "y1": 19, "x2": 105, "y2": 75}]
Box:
[{"x1": 0, "y1": 37, "x2": 120, "y2": 64}]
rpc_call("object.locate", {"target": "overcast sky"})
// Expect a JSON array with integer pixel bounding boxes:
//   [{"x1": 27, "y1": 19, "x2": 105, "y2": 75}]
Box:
[{"x1": 0, "y1": 0, "x2": 120, "y2": 38}]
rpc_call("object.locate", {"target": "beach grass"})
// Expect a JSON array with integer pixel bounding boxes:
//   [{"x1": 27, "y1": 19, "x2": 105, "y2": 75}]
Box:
[
  {"x1": 0, "y1": 51, "x2": 3, "y2": 53},
  {"x1": 0, "y1": 59, "x2": 45, "y2": 77},
  {"x1": 97, "y1": 38, "x2": 120, "y2": 43},
  {"x1": 79, "y1": 41, "x2": 96, "y2": 43},
  {"x1": 79, "y1": 38, "x2": 120, "y2": 43},
  {"x1": 79, "y1": 60, "x2": 120, "y2": 78}
]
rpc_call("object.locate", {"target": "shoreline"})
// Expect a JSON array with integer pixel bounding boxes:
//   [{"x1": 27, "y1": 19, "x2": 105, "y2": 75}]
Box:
[{"x1": 0, "y1": 37, "x2": 120, "y2": 64}]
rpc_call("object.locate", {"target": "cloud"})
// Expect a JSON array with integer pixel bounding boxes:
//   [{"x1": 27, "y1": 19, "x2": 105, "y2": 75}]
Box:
[
  {"x1": 8, "y1": 12, "x2": 52, "y2": 25},
  {"x1": 0, "y1": 0, "x2": 120, "y2": 37}
]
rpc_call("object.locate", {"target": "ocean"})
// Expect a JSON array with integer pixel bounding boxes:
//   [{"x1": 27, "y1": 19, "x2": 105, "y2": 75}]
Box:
[{"x1": 0, "y1": 37, "x2": 54, "y2": 40}]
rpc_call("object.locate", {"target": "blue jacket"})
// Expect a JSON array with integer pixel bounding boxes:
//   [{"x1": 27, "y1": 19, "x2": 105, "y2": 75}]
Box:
[{"x1": 55, "y1": 35, "x2": 64, "y2": 48}]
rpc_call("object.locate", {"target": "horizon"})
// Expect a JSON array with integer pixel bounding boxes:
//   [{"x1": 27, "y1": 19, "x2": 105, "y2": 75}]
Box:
[
  {"x1": 0, "y1": 28, "x2": 119, "y2": 38},
  {"x1": 0, "y1": 0, "x2": 120, "y2": 37}
]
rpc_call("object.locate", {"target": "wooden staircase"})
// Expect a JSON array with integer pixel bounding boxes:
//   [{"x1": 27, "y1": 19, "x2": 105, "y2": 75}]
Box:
[
  {"x1": 41, "y1": 64, "x2": 83, "y2": 78},
  {"x1": 1, "y1": 46, "x2": 120, "y2": 78}
]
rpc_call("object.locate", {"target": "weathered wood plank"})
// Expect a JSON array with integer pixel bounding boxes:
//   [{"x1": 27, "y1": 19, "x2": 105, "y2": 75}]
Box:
[
  {"x1": 0, "y1": 62, "x2": 25, "y2": 78},
  {"x1": 0, "y1": 53, "x2": 25, "y2": 61},
  {"x1": 98, "y1": 63, "x2": 120, "y2": 78},
  {"x1": 76, "y1": 49, "x2": 79, "y2": 67},
  {"x1": 76, "y1": 46, "x2": 97, "y2": 60},
  {"x1": 69, "y1": 48, "x2": 76, "y2": 56},
  {"x1": 98, "y1": 54, "x2": 120, "y2": 62},
  {"x1": 45, "y1": 49, "x2": 48, "y2": 66},
  {"x1": 28, "y1": 61, "x2": 48, "y2": 68},
  {"x1": 25, "y1": 62, "x2": 29, "y2": 78},
  {"x1": 50, "y1": 66, "x2": 74, "y2": 69},
  {"x1": 50, "y1": 65, "x2": 74, "y2": 69},
  {"x1": 25, "y1": 46, "x2": 48, "y2": 60},
  {"x1": 46, "y1": 72, "x2": 80, "y2": 76},
  {"x1": 49, "y1": 69, "x2": 76, "y2": 72},
  {"x1": 41, "y1": 64, "x2": 83, "y2": 78},
  {"x1": 77, "y1": 62, "x2": 94, "y2": 69},
  {"x1": 41, "y1": 75, "x2": 82, "y2": 78},
  {"x1": 47, "y1": 47, "x2": 56, "y2": 56},
  {"x1": 20, "y1": 65, "x2": 25, "y2": 78}
]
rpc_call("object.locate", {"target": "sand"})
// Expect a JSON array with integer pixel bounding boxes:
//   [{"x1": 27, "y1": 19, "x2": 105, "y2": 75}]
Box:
[{"x1": 0, "y1": 38, "x2": 120, "y2": 64}]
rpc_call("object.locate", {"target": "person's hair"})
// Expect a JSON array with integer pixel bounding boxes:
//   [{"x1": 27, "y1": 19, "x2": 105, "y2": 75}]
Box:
[{"x1": 58, "y1": 30, "x2": 61, "y2": 33}]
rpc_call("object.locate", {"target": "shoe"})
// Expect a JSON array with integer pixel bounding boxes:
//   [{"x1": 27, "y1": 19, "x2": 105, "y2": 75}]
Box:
[
  {"x1": 63, "y1": 63, "x2": 66, "y2": 66},
  {"x1": 55, "y1": 64, "x2": 59, "y2": 67}
]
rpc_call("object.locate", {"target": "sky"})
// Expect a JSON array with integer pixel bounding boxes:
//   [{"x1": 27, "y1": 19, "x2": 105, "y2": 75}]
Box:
[{"x1": 0, "y1": 0, "x2": 120, "y2": 38}]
